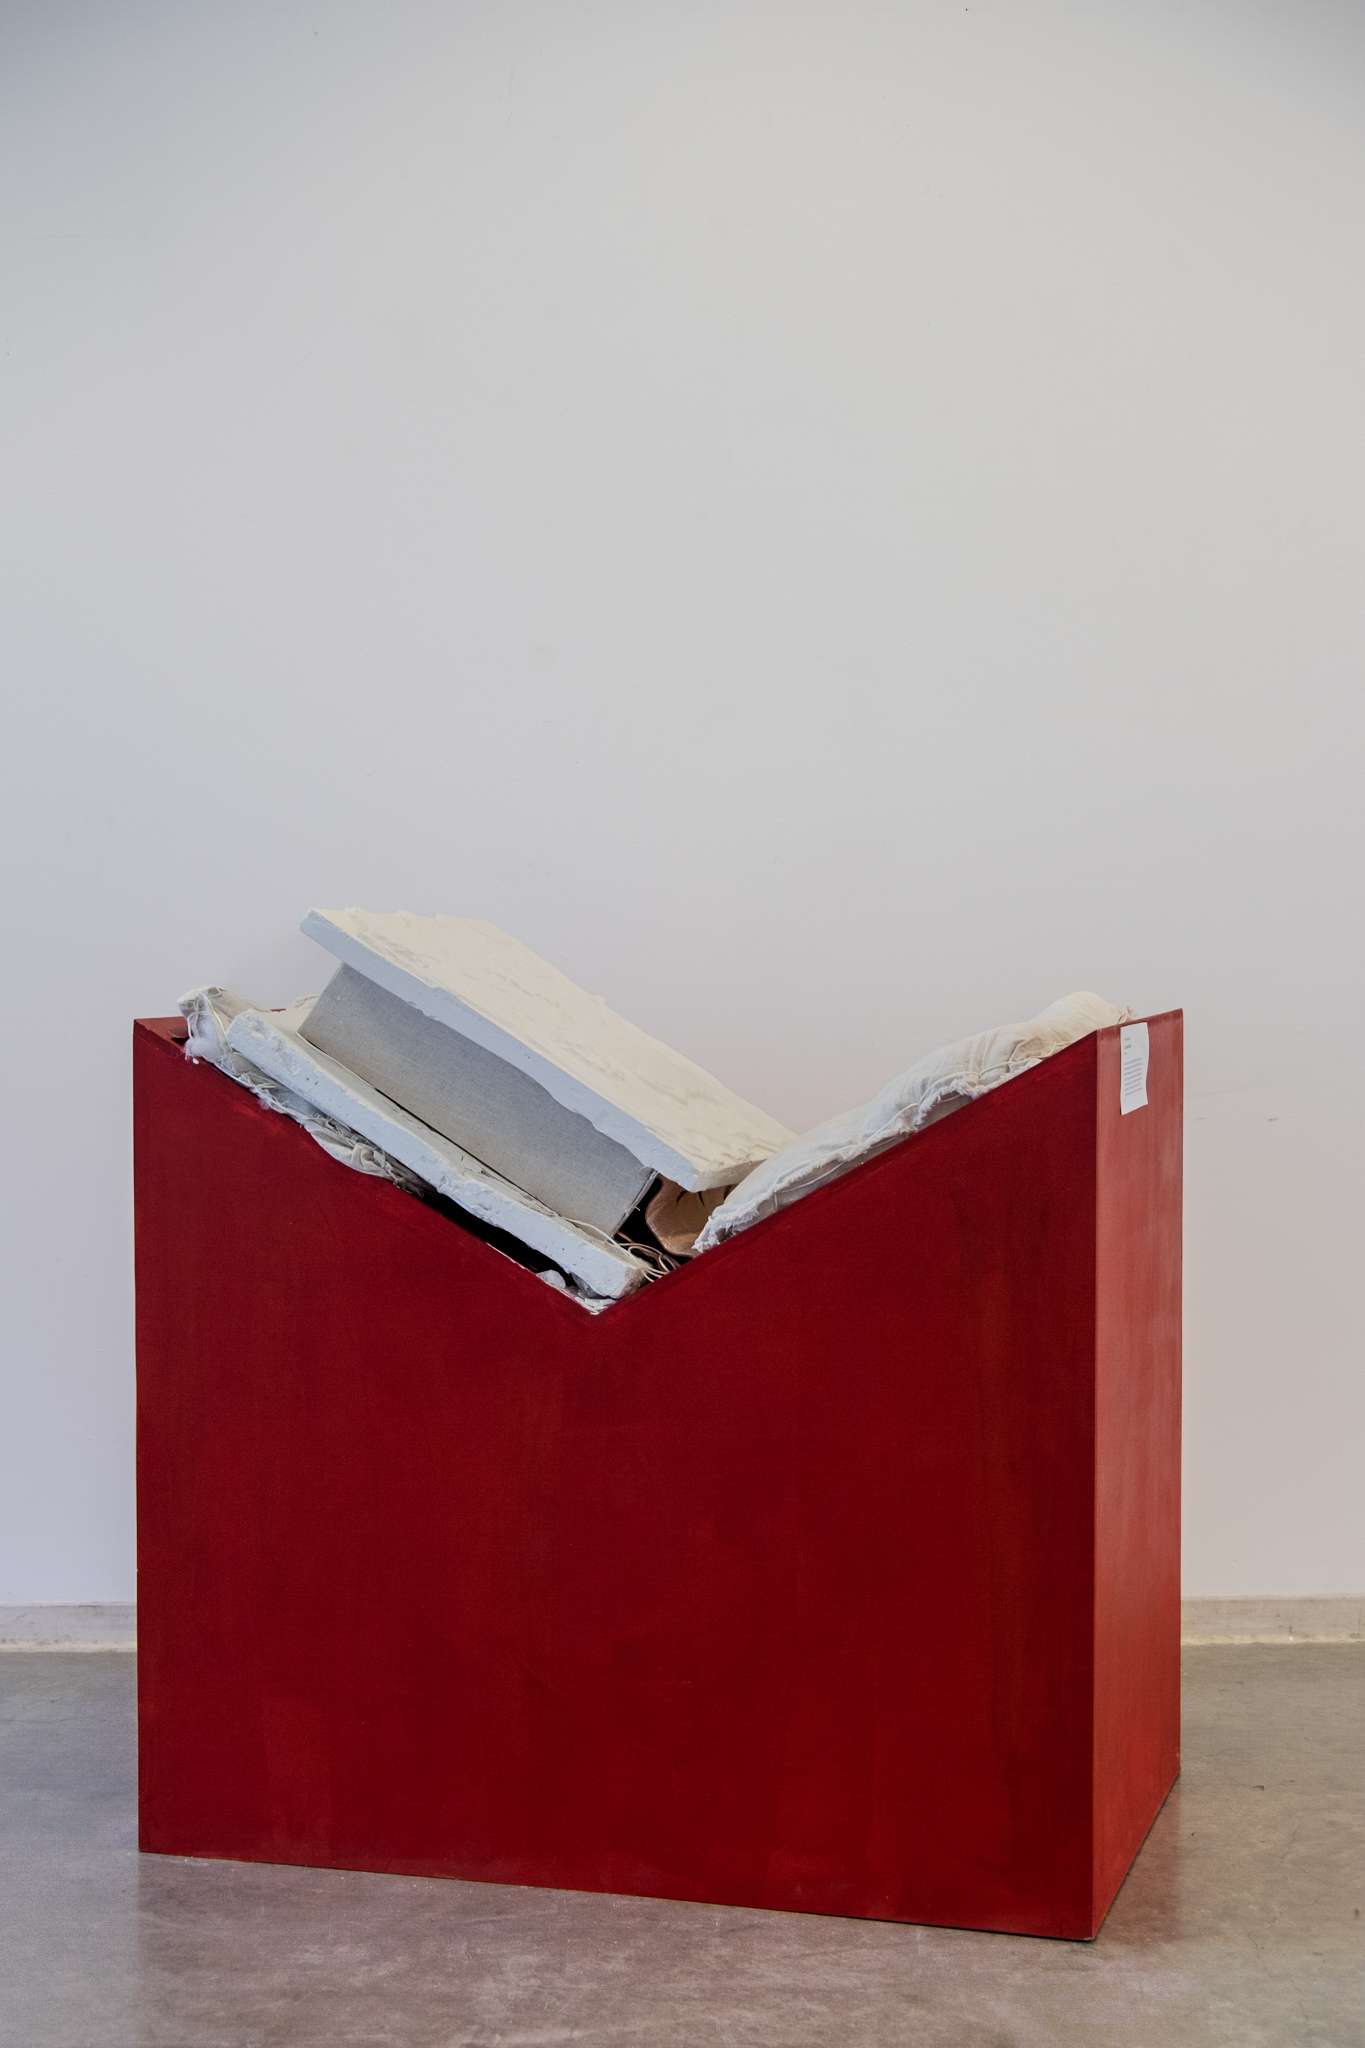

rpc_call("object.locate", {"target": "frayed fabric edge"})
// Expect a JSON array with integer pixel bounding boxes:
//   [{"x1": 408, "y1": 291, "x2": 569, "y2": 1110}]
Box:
[
  {"x1": 178, "y1": 988, "x2": 426, "y2": 1195},
  {"x1": 693, "y1": 1000, "x2": 1127, "y2": 1255},
  {"x1": 694, "y1": 1075, "x2": 998, "y2": 1251}
]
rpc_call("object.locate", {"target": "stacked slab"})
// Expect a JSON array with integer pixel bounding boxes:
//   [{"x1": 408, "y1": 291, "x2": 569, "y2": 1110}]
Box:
[{"x1": 224, "y1": 908, "x2": 794, "y2": 1301}]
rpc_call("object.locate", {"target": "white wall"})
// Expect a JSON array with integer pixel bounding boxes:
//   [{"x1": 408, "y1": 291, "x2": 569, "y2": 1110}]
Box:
[{"x1": 2, "y1": 0, "x2": 1361, "y2": 1602}]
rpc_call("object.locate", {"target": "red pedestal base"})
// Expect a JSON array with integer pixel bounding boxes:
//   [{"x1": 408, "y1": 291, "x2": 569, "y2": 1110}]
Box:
[{"x1": 134, "y1": 1009, "x2": 1182, "y2": 1939}]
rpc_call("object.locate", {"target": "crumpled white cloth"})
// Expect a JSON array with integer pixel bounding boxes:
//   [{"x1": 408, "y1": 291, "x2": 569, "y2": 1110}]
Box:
[
  {"x1": 178, "y1": 986, "x2": 427, "y2": 1194},
  {"x1": 694, "y1": 991, "x2": 1130, "y2": 1252}
]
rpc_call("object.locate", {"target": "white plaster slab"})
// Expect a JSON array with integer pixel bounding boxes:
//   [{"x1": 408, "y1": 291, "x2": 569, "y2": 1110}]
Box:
[
  {"x1": 302, "y1": 963, "x2": 653, "y2": 1233},
  {"x1": 300, "y1": 909, "x2": 795, "y2": 1192},
  {"x1": 224, "y1": 1003, "x2": 648, "y2": 1303}
]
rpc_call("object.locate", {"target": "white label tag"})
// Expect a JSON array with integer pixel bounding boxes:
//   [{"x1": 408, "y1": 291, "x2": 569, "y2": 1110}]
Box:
[{"x1": 1119, "y1": 1022, "x2": 1149, "y2": 1114}]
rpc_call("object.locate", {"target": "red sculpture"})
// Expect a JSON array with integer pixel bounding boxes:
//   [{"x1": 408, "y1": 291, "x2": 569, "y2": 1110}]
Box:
[{"x1": 134, "y1": 1007, "x2": 1182, "y2": 1939}]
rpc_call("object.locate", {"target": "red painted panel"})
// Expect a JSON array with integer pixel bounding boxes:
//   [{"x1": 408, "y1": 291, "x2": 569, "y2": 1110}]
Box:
[
  {"x1": 134, "y1": 1007, "x2": 1181, "y2": 1939},
  {"x1": 1092, "y1": 1011, "x2": 1183, "y2": 1930}
]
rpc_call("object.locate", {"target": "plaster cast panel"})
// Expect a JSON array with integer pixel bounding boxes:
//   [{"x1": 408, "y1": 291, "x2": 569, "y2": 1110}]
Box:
[
  {"x1": 301, "y1": 908, "x2": 794, "y2": 1192},
  {"x1": 302, "y1": 964, "x2": 652, "y2": 1234}
]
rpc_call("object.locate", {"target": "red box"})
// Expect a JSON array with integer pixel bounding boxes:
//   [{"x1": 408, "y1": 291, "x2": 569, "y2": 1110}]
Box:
[{"x1": 134, "y1": 1008, "x2": 1182, "y2": 1939}]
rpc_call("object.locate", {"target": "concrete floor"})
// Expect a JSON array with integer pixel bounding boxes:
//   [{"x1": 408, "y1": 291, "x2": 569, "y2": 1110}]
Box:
[{"x1": 0, "y1": 1649, "x2": 1360, "y2": 2047}]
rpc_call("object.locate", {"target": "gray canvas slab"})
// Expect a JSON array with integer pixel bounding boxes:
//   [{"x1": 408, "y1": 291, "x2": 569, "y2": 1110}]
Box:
[
  {"x1": 301, "y1": 965, "x2": 654, "y2": 1235},
  {"x1": 300, "y1": 909, "x2": 794, "y2": 1191}
]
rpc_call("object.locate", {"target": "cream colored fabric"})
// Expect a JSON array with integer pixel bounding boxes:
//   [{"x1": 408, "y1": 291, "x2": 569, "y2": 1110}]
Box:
[{"x1": 694, "y1": 992, "x2": 1129, "y2": 1252}]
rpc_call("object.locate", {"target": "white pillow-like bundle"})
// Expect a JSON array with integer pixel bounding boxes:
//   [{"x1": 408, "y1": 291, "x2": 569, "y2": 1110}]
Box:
[{"x1": 694, "y1": 991, "x2": 1129, "y2": 1253}]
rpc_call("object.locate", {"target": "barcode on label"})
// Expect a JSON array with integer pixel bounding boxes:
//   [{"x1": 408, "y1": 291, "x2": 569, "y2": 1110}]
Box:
[{"x1": 1119, "y1": 1022, "x2": 1149, "y2": 1115}]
